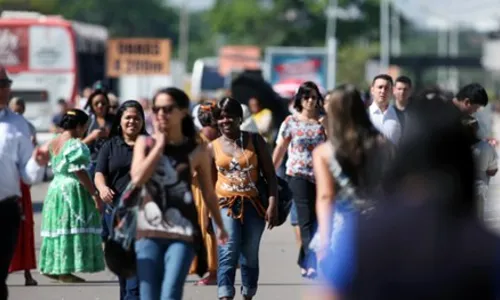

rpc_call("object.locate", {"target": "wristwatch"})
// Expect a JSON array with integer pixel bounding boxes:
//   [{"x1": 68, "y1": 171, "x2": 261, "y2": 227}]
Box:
[{"x1": 93, "y1": 190, "x2": 100, "y2": 197}]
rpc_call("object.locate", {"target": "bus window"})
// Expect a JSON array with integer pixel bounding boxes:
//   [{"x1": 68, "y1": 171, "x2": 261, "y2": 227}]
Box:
[
  {"x1": 201, "y1": 65, "x2": 224, "y2": 91},
  {"x1": 10, "y1": 90, "x2": 48, "y2": 103}
]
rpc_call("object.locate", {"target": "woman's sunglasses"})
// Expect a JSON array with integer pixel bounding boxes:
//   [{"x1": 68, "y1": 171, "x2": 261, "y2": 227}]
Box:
[{"x1": 152, "y1": 104, "x2": 177, "y2": 114}]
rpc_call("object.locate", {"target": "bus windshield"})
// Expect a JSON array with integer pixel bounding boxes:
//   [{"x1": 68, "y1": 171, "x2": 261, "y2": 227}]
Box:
[{"x1": 201, "y1": 65, "x2": 224, "y2": 91}]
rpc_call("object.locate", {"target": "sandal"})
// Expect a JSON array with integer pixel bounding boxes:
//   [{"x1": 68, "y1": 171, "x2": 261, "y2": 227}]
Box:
[
  {"x1": 25, "y1": 277, "x2": 38, "y2": 286},
  {"x1": 306, "y1": 268, "x2": 317, "y2": 279},
  {"x1": 300, "y1": 268, "x2": 307, "y2": 277},
  {"x1": 195, "y1": 276, "x2": 217, "y2": 286}
]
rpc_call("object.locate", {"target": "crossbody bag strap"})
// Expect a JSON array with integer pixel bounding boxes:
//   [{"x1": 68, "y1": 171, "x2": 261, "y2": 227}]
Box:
[{"x1": 250, "y1": 132, "x2": 264, "y2": 176}]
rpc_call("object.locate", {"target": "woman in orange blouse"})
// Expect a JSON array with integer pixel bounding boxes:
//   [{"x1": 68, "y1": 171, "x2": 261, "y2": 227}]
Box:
[
  {"x1": 189, "y1": 100, "x2": 220, "y2": 285},
  {"x1": 210, "y1": 97, "x2": 278, "y2": 300}
]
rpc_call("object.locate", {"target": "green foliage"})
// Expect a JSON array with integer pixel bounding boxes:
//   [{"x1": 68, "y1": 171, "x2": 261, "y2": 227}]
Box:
[
  {"x1": 0, "y1": 0, "x2": 407, "y2": 74},
  {"x1": 337, "y1": 42, "x2": 379, "y2": 88}
]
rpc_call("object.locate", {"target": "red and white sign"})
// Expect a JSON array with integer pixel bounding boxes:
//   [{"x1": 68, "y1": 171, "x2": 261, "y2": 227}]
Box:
[
  {"x1": 0, "y1": 26, "x2": 28, "y2": 72},
  {"x1": 274, "y1": 59, "x2": 322, "y2": 77},
  {"x1": 273, "y1": 78, "x2": 325, "y2": 98}
]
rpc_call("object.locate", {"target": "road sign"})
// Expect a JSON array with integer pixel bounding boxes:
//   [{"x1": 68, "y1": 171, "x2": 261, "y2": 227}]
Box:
[
  {"x1": 218, "y1": 45, "x2": 261, "y2": 76},
  {"x1": 106, "y1": 38, "x2": 171, "y2": 77}
]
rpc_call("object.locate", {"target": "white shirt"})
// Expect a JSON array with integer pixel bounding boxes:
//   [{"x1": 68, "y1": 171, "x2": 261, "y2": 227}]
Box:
[
  {"x1": 368, "y1": 103, "x2": 402, "y2": 145},
  {"x1": 0, "y1": 109, "x2": 45, "y2": 200},
  {"x1": 472, "y1": 140, "x2": 498, "y2": 211}
]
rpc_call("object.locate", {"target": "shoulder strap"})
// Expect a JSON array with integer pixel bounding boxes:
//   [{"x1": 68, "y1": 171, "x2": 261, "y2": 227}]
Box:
[{"x1": 251, "y1": 132, "x2": 264, "y2": 174}]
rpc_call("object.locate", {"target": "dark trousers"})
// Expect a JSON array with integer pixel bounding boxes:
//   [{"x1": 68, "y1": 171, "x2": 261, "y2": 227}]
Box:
[
  {"x1": 288, "y1": 177, "x2": 317, "y2": 270},
  {"x1": 0, "y1": 198, "x2": 21, "y2": 300}
]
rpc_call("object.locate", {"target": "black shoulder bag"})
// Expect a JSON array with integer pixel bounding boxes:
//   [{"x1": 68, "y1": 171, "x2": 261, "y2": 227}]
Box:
[{"x1": 251, "y1": 132, "x2": 292, "y2": 226}]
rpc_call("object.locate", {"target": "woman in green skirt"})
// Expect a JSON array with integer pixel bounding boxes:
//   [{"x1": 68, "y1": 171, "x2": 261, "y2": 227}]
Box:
[{"x1": 39, "y1": 109, "x2": 105, "y2": 283}]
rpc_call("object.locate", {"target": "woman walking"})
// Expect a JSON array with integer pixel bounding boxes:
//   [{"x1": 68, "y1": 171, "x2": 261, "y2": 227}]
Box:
[
  {"x1": 94, "y1": 100, "x2": 147, "y2": 299},
  {"x1": 189, "y1": 100, "x2": 220, "y2": 285},
  {"x1": 272, "y1": 81, "x2": 327, "y2": 278},
  {"x1": 211, "y1": 96, "x2": 278, "y2": 300},
  {"x1": 82, "y1": 89, "x2": 114, "y2": 177},
  {"x1": 39, "y1": 109, "x2": 105, "y2": 282},
  {"x1": 131, "y1": 87, "x2": 228, "y2": 300}
]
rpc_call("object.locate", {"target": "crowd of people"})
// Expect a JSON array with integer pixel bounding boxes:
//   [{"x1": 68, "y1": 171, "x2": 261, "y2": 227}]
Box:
[{"x1": 1, "y1": 61, "x2": 500, "y2": 300}]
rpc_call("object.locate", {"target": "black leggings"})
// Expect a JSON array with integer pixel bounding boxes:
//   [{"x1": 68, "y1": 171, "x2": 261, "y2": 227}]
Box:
[{"x1": 288, "y1": 177, "x2": 317, "y2": 270}]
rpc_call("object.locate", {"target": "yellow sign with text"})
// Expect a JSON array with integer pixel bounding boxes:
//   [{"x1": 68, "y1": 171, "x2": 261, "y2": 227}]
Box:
[{"x1": 106, "y1": 39, "x2": 171, "y2": 77}]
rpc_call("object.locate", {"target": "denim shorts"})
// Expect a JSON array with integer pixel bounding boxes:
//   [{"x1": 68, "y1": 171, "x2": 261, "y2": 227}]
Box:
[{"x1": 289, "y1": 201, "x2": 298, "y2": 226}]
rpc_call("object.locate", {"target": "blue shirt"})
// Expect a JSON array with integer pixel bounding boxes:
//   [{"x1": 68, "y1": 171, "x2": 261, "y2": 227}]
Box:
[{"x1": 0, "y1": 108, "x2": 45, "y2": 200}]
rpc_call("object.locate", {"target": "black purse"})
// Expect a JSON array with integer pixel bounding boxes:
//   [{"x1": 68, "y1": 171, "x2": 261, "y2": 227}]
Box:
[
  {"x1": 251, "y1": 133, "x2": 292, "y2": 226},
  {"x1": 104, "y1": 183, "x2": 143, "y2": 279}
]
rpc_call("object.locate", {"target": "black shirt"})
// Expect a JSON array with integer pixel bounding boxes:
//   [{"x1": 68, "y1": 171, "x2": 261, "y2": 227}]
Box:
[
  {"x1": 87, "y1": 114, "x2": 114, "y2": 161},
  {"x1": 394, "y1": 105, "x2": 406, "y2": 131},
  {"x1": 95, "y1": 135, "x2": 134, "y2": 203}
]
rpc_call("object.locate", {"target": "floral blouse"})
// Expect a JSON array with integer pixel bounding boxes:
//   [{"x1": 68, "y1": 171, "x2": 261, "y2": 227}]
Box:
[{"x1": 279, "y1": 115, "x2": 326, "y2": 182}]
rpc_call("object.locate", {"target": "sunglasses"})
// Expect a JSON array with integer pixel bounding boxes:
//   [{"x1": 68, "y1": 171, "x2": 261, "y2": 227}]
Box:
[
  {"x1": 0, "y1": 79, "x2": 12, "y2": 88},
  {"x1": 152, "y1": 104, "x2": 177, "y2": 114}
]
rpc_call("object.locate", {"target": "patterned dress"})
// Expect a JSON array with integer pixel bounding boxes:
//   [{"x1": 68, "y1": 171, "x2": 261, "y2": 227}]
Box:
[{"x1": 39, "y1": 138, "x2": 104, "y2": 275}]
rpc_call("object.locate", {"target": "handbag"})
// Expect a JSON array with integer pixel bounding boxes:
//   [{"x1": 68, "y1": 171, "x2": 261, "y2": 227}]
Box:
[
  {"x1": 104, "y1": 183, "x2": 143, "y2": 279},
  {"x1": 251, "y1": 133, "x2": 292, "y2": 226}
]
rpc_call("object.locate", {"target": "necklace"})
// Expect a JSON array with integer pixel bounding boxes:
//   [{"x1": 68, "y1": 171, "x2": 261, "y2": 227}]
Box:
[{"x1": 222, "y1": 132, "x2": 243, "y2": 146}]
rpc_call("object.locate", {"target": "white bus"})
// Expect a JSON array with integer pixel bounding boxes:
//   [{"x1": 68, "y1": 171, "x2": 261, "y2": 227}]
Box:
[
  {"x1": 0, "y1": 11, "x2": 108, "y2": 131},
  {"x1": 190, "y1": 57, "x2": 226, "y2": 101}
]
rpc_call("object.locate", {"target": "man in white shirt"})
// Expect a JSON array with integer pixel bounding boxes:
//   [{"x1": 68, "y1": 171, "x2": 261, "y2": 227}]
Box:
[
  {"x1": 0, "y1": 66, "x2": 49, "y2": 299},
  {"x1": 368, "y1": 74, "x2": 402, "y2": 145}
]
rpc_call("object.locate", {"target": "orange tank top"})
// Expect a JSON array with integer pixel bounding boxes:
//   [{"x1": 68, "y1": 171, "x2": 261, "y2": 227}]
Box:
[{"x1": 212, "y1": 135, "x2": 265, "y2": 220}]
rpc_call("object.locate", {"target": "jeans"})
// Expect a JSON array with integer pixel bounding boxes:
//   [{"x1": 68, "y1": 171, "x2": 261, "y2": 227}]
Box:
[
  {"x1": 0, "y1": 198, "x2": 21, "y2": 300},
  {"x1": 214, "y1": 202, "x2": 266, "y2": 298},
  {"x1": 289, "y1": 201, "x2": 299, "y2": 226},
  {"x1": 288, "y1": 176, "x2": 317, "y2": 270},
  {"x1": 135, "y1": 238, "x2": 195, "y2": 300},
  {"x1": 102, "y1": 204, "x2": 139, "y2": 300}
]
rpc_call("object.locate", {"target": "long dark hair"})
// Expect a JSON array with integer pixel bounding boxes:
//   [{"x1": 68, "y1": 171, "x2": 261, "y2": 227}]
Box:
[
  {"x1": 85, "y1": 89, "x2": 110, "y2": 115},
  {"x1": 153, "y1": 87, "x2": 197, "y2": 140},
  {"x1": 327, "y1": 84, "x2": 389, "y2": 194},
  {"x1": 109, "y1": 100, "x2": 148, "y2": 138}
]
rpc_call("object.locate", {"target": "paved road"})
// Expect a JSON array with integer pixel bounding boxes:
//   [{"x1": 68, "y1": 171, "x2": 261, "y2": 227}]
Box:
[
  {"x1": 7, "y1": 182, "x2": 311, "y2": 300},
  {"x1": 8, "y1": 115, "x2": 500, "y2": 299}
]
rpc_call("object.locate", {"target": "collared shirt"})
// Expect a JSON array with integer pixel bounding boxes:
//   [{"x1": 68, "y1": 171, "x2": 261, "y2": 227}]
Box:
[
  {"x1": 0, "y1": 108, "x2": 44, "y2": 200},
  {"x1": 95, "y1": 135, "x2": 134, "y2": 202},
  {"x1": 368, "y1": 103, "x2": 402, "y2": 145}
]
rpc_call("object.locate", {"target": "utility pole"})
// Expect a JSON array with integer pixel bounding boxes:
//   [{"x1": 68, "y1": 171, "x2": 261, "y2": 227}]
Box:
[
  {"x1": 448, "y1": 27, "x2": 460, "y2": 91},
  {"x1": 437, "y1": 29, "x2": 448, "y2": 87},
  {"x1": 325, "y1": 0, "x2": 338, "y2": 90},
  {"x1": 380, "y1": 0, "x2": 390, "y2": 73},
  {"x1": 390, "y1": 3, "x2": 401, "y2": 56},
  {"x1": 178, "y1": 0, "x2": 190, "y2": 73}
]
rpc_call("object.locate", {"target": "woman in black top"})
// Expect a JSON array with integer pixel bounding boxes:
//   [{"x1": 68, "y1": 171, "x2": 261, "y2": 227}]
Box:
[
  {"x1": 94, "y1": 100, "x2": 147, "y2": 300},
  {"x1": 130, "y1": 87, "x2": 228, "y2": 300},
  {"x1": 82, "y1": 89, "x2": 114, "y2": 177}
]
